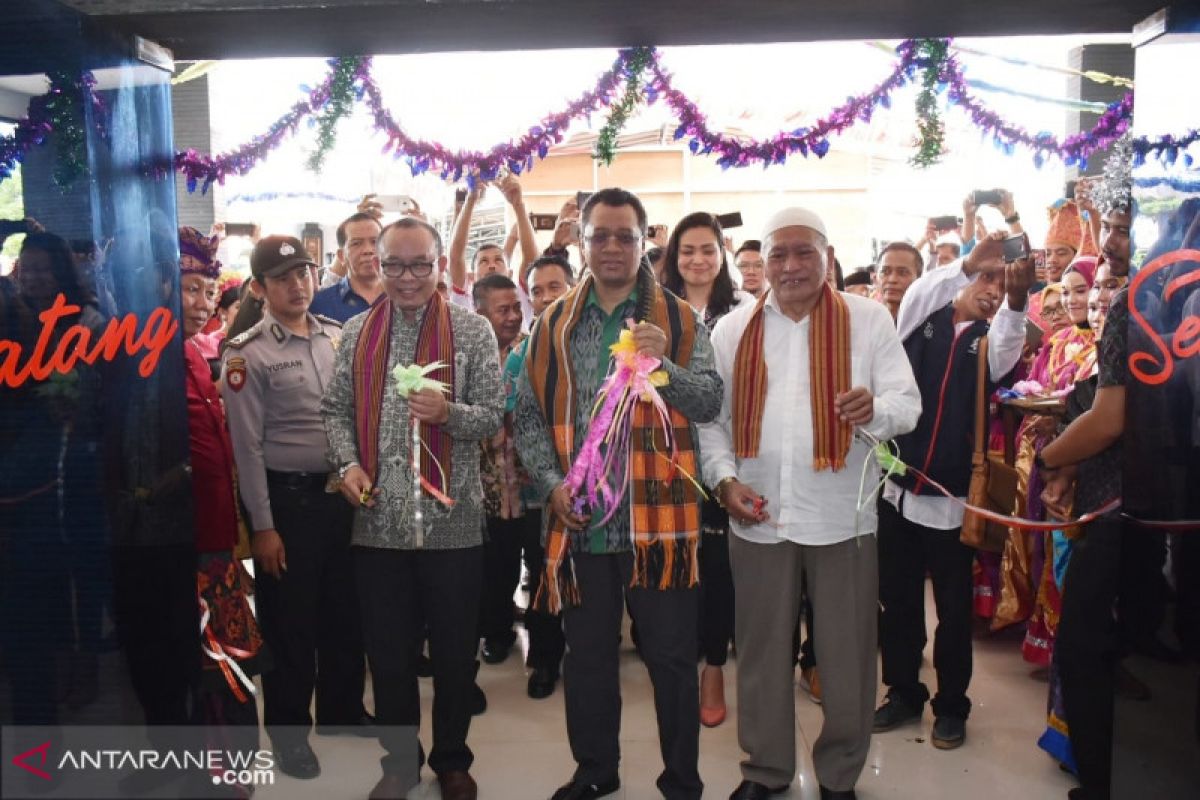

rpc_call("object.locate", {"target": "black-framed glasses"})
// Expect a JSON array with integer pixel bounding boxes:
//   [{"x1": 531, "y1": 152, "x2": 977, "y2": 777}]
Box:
[
  {"x1": 583, "y1": 230, "x2": 642, "y2": 249},
  {"x1": 380, "y1": 259, "x2": 435, "y2": 278}
]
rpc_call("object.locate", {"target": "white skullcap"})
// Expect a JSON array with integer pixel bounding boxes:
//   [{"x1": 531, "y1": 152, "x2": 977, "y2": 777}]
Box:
[
  {"x1": 934, "y1": 232, "x2": 962, "y2": 248},
  {"x1": 761, "y1": 207, "x2": 828, "y2": 243}
]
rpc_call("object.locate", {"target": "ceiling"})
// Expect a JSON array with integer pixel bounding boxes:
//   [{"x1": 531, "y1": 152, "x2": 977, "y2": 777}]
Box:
[{"x1": 56, "y1": 0, "x2": 1166, "y2": 61}]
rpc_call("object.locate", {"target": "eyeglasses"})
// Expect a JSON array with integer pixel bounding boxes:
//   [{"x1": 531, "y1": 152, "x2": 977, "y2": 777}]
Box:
[
  {"x1": 583, "y1": 230, "x2": 642, "y2": 249},
  {"x1": 1042, "y1": 304, "x2": 1067, "y2": 318},
  {"x1": 380, "y1": 259, "x2": 435, "y2": 278}
]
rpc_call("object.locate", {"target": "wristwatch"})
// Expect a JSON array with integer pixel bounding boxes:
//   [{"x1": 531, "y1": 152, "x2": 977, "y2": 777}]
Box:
[
  {"x1": 713, "y1": 476, "x2": 738, "y2": 509},
  {"x1": 1034, "y1": 453, "x2": 1054, "y2": 472}
]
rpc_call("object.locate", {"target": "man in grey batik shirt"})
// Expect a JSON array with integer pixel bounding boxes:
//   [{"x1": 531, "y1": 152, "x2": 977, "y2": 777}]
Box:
[{"x1": 321, "y1": 217, "x2": 503, "y2": 800}]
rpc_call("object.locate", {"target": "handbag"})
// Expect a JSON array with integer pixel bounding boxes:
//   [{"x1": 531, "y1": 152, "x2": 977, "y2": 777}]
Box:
[{"x1": 961, "y1": 335, "x2": 1020, "y2": 552}]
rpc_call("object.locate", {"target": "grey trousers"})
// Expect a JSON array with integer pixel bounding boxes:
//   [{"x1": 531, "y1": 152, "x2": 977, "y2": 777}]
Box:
[
  {"x1": 730, "y1": 534, "x2": 878, "y2": 792},
  {"x1": 561, "y1": 550, "x2": 703, "y2": 800}
]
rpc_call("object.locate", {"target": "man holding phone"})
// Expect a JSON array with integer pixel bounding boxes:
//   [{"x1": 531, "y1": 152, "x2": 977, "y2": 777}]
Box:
[
  {"x1": 874, "y1": 232, "x2": 1032, "y2": 751},
  {"x1": 446, "y1": 175, "x2": 539, "y2": 327}
]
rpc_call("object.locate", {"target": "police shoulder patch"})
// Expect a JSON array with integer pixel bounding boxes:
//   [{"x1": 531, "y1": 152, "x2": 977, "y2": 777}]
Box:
[{"x1": 224, "y1": 326, "x2": 262, "y2": 350}]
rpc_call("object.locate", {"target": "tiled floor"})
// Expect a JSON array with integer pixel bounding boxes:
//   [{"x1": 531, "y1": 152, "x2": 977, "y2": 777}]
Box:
[{"x1": 256, "y1": 583, "x2": 1084, "y2": 800}]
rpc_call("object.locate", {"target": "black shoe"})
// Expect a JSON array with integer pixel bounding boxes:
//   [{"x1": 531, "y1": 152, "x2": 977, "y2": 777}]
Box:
[
  {"x1": 931, "y1": 716, "x2": 966, "y2": 750},
  {"x1": 820, "y1": 787, "x2": 858, "y2": 800},
  {"x1": 315, "y1": 711, "x2": 377, "y2": 737},
  {"x1": 481, "y1": 637, "x2": 512, "y2": 664},
  {"x1": 729, "y1": 780, "x2": 789, "y2": 799},
  {"x1": 550, "y1": 777, "x2": 620, "y2": 800},
  {"x1": 274, "y1": 742, "x2": 320, "y2": 779},
  {"x1": 527, "y1": 666, "x2": 559, "y2": 699},
  {"x1": 872, "y1": 697, "x2": 922, "y2": 732}
]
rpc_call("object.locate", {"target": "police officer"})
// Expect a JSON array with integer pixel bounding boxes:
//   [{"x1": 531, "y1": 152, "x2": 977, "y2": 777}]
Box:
[{"x1": 221, "y1": 235, "x2": 372, "y2": 780}]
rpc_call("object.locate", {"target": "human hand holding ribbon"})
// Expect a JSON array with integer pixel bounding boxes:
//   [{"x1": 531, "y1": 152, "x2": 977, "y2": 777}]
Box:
[{"x1": 392, "y1": 362, "x2": 456, "y2": 547}]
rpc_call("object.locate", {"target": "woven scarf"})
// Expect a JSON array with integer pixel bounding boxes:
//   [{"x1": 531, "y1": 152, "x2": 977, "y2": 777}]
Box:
[
  {"x1": 526, "y1": 267, "x2": 700, "y2": 612},
  {"x1": 352, "y1": 292, "x2": 455, "y2": 493},
  {"x1": 732, "y1": 283, "x2": 853, "y2": 471}
]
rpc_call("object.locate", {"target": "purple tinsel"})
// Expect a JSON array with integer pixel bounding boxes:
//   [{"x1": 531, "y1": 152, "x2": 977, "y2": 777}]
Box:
[
  {"x1": 362, "y1": 50, "x2": 628, "y2": 185},
  {"x1": 942, "y1": 49, "x2": 1133, "y2": 169},
  {"x1": 644, "y1": 40, "x2": 924, "y2": 169},
  {"x1": 1, "y1": 43, "x2": 1194, "y2": 192}
]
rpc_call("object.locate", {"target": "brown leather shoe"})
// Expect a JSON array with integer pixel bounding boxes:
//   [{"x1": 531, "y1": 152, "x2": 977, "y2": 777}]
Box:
[
  {"x1": 437, "y1": 770, "x2": 477, "y2": 800},
  {"x1": 368, "y1": 772, "x2": 414, "y2": 800}
]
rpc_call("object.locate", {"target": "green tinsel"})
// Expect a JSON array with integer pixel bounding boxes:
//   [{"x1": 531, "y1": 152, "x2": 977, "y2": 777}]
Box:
[
  {"x1": 307, "y1": 57, "x2": 362, "y2": 173},
  {"x1": 910, "y1": 39, "x2": 949, "y2": 169},
  {"x1": 45, "y1": 71, "x2": 90, "y2": 190},
  {"x1": 593, "y1": 47, "x2": 654, "y2": 166}
]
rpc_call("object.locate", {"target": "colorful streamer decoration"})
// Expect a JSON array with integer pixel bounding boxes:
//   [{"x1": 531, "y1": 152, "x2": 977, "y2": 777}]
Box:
[
  {"x1": 392, "y1": 361, "x2": 455, "y2": 548},
  {"x1": 0, "y1": 40, "x2": 1192, "y2": 191},
  {"x1": 563, "y1": 325, "x2": 693, "y2": 525}
]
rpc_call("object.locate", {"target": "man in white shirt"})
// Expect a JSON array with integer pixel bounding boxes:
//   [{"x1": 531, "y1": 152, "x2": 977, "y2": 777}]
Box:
[
  {"x1": 873, "y1": 232, "x2": 1033, "y2": 750},
  {"x1": 699, "y1": 207, "x2": 921, "y2": 800}
]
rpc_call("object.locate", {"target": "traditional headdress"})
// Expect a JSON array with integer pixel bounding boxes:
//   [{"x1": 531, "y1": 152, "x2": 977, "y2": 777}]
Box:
[
  {"x1": 1092, "y1": 132, "x2": 1133, "y2": 215},
  {"x1": 178, "y1": 226, "x2": 221, "y2": 278}
]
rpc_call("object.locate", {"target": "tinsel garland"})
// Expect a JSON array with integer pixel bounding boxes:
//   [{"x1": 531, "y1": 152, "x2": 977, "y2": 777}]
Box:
[
  {"x1": 169, "y1": 56, "x2": 369, "y2": 193},
  {"x1": 594, "y1": 47, "x2": 654, "y2": 165},
  {"x1": 1132, "y1": 128, "x2": 1200, "y2": 168},
  {"x1": 306, "y1": 56, "x2": 366, "y2": 172},
  {"x1": 0, "y1": 41, "x2": 1193, "y2": 192},
  {"x1": 0, "y1": 71, "x2": 100, "y2": 189},
  {"x1": 362, "y1": 48, "x2": 626, "y2": 186},
  {"x1": 644, "y1": 40, "x2": 926, "y2": 167},
  {"x1": 910, "y1": 39, "x2": 950, "y2": 167}
]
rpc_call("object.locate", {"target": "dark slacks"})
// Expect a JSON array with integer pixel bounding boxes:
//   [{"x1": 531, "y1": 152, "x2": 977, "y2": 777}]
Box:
[
  {"x1": 111, "y1": 544, "x2": 198, "y2": 730},
  {"x1": 480, "y1": 510, "x2": 565, "y2": 669},
  {"x1": 878, "y1": 497, "x2": 976, "y2": 720},
  {"x1": 256, "y1": 480, "x2": 364, "y2": 745},
  {"x1": 562, "y1": 550, "x2": 702, "y2": 800},
  {"x1": 356, "y1": 545, "x2": 483, "y2": 776},
  {"x1": 1056, "y1": 517, "x2": 1122, "y2": 800},
  {"x1": 699, "y1": 528, "x2": 735, "y2": 666}
]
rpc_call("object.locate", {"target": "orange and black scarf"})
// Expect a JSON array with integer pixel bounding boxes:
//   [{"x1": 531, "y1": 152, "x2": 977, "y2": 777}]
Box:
[
  {"x1": 526, "y1": 268, "x2": 701, "y2": 612},
  {"x1": 352, "y1": 293, "x2": 455, "y2": 493},
  {"x1": 733, "y1": 284, "x2": 853, "y2": 471}
]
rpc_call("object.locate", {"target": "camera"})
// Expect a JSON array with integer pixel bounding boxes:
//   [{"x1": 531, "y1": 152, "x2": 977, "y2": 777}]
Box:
[
  {"x1": 530, "y1": 213, "x2": 558, "y2": 231},
  {"x1": 929, "y1": 215, "x2": 960, "y2": 231}
]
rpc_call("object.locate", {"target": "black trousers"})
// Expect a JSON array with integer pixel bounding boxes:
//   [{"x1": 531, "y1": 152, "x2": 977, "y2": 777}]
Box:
[
  {"x1": 878, "y1": 497, "x2": 976, "y2": 720},
  {"x1": 698, "y1": 529, "x2": 735, "y2": 667},
  {"x1": 356, "y1": 545, "x2": 483, "y2": 776},
  {"x1": 563, "y1": 551, "x2": 702, "y2": 800},
  {"x1": 111, "y1": 544, "x2": 198, "y2": 731},
  {"x1": 256, "y1": 480, "x2": 364, "y2": 745},
  {"x1": 480, "y1": 510, "x2": 565, "y2": 669},
  {"x1": 1056, "y1": 517, "x2": 1125, "y2": 800}
]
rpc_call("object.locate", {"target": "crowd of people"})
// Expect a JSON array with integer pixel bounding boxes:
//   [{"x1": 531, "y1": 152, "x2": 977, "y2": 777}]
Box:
[{"x1": 0, "y1": 153, "x2": 1190, "y2": 800}]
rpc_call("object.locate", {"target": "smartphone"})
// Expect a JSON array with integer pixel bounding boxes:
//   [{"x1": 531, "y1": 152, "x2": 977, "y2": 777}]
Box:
[
  {"x1": 375, "y1": 194, "x2": 415, "y2": 213},
  {"x1": 1002, "y1": 233, "x2": 1030, "y2": 263},
  {"x1": 455, "y1": 188, "x2": 468, "y2": 203},
  {"x1": 715, "y1": 212, "x2": 743, "y2": 230},
  {"x1": 973, "y1": 189, "x2": 1003, "y2": 207},
  {"x1": 530, "y1": 213, "x2": 558, "y2": 231},
  {"x1": 576, "y1": 191, "x2": 593, "y2": 211},
  {"x1": 1029, "y1": 248, "x2": 1046, "y2": 272},
  {"x1": 646, "y1": 224, "x2": 665, "y2": 239},
  {"x1": 224, "y1": 222, "x2": 257, "y2": 237},
  {"x1": 1025, "y1": 319, "x2": 1045, "y2": 351},
  {"x1": 1064, "y1": 180, "x2": 1077, "y2": 202},
  {"x1": 930, "y1": 215, "x2": 960, "y2": 231}
]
